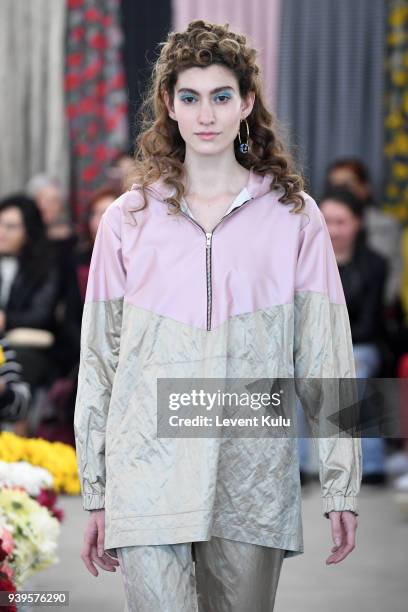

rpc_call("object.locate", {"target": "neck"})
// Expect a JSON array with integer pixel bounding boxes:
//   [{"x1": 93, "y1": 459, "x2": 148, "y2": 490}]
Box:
[
  {"x1": 183, "y1": 149, "x2": 248, "y2": 197},
  {"x1": 335, "y1": 246, "x2": 354, "y2": 265},
  {"x1": 47, "y1": 224, "x2": 72, "y2": 240}
]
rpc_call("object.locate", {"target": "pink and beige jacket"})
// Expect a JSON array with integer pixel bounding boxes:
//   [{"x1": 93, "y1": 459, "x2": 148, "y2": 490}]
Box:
[{"x1": 74, "y1": 167, "x2": 362, "y2": 559}]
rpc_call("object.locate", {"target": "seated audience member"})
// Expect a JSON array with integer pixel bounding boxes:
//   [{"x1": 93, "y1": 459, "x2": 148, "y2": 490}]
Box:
[
  {"x1": 324, "y1": 157, "x2": 402, "y2": 309},
  {"x1": 75, "y1": 184, "x2": 122, "y2": 304},
  {"x1": 106, "y1": 149, "x2": 135, "y2": 192},
  {"x1": 26, "y1": 174, "x2": 82, "y2": 376},
  {"x1": 26, "y1": 174, "x2": 74, "y2": 242},
  {"x1": 320, "y1": 187, "x2": 388, "y2": 484},
  {"x1": 0, "y1": 194, "x2": 61, "y2": 393}
]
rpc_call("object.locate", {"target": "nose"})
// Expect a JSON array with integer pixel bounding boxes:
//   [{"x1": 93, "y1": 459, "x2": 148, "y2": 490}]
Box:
[{"x1": 198, "y1": 100, "x2": 215, "y2": 125}]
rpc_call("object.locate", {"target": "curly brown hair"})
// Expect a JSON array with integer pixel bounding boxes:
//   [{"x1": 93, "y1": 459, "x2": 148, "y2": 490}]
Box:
[{"x1": 128, "y1": 19, "x2": 306, "y2": 217}]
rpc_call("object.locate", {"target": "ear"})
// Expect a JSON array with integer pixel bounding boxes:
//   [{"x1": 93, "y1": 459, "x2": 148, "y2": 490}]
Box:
[
  {"x1": 241, "y1": 90, "x2": 256, "y2": 120},
  {"x1": 163, "y1": 90, "x2": 176, "y2": 121}
]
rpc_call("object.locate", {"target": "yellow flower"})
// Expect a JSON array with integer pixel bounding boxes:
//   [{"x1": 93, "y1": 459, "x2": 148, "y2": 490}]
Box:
[
  {"x1": 393, "y1": 163, "x2": 408, "y2": 179},
  {"x1": 386, "y1": 184, "x2": 399, "y2": 198},
  {"x1": 392, "y1": 71, "x2": 407, "y2": 87},
  {"x1": 389, "y1": 6, "x2": 408, "y2": 28},
  {"x1": 0, "y1": 432, "x2": 80, "y2": 495},
  {"x1": 395, "y1": 133, "x2": 408, "y2": 154},
  {"x1": 385, "y1": 111, "x2": 404, "y2": 130}
]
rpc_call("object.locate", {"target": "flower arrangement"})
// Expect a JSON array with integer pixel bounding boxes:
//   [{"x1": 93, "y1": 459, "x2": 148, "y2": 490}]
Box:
[
  {"x1": 0, "y1": 432, "x2": 80, "y2": 495},
  {"x1": 0, "y1": 461, "x2": 64, "y2": 522},
  {"x1": 0, "y1": 487, "x2": 60, "y2": 591}
]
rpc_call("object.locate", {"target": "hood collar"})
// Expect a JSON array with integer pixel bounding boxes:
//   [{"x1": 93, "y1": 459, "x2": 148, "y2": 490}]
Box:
[{"x1": 130, "y1": 167, "x2": 274, "y2": 203}]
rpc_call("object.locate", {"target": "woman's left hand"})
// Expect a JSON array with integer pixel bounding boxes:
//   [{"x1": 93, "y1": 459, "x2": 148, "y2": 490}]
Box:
[{"x1": 326, "y1": 510, "x2": 358, "y2": 565}]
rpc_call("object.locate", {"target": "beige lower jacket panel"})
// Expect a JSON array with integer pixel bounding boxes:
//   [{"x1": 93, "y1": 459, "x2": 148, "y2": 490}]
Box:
[{"x1": 74, "y1": 290, "x2": 362, "y2": 559}]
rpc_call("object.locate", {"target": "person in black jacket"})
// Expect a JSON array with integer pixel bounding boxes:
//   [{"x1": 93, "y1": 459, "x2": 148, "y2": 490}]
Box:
[
  {"x1": 320, "y1": 188, "x2": 388, "y2": 351},
  {"x1": 320, "y1": 187, "x2": 388, "y2": 484},
  {"x1": 0, "y1": 194, "x2": 61, "y2": 393}
]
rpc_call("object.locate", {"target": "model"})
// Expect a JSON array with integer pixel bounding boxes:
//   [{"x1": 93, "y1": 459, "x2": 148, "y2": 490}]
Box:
[{"x1": 74, "y1": 19, "x2": 362, "y2": 611}]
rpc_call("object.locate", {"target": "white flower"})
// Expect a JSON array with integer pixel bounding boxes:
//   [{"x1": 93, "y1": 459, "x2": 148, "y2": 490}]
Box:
[{"x1": 0, "y1": 460, "x2": 54, "y2": 496}]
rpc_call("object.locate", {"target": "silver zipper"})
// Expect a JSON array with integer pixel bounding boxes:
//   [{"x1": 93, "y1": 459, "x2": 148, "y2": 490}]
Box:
[
  {"x1": 176, "y1": 197, "x2": 254, "y2": 330},
  {"x1": 205, "y1": 232, "x2": 213, "y2": 330}
]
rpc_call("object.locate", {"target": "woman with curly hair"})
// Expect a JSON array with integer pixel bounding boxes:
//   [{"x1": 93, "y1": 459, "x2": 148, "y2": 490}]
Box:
[{"x1": 74, "y1": 20, "x2": 361, "y2": 611}]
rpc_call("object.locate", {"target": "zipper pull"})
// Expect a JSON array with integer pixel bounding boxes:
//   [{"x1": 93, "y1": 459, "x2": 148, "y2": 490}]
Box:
[{"x1": 206, "y1": 232, "x2": 212, "y2": 247}]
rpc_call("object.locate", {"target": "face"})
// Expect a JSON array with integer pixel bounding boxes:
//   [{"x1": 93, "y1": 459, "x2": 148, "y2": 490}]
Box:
[
  {"x1": 320, "y1": 199, "x2": 361, "y2": 253},
  {"x1": 0, "y1": 207, "x2": 27, "y2": 255},
  {"x1": 89, "y1": 196, "x2": 116, "y2": 242},
  {"x1": 163, "y1": 64, "x2": 255, "y2": 156},
  {"x1": 35, "y1": 184, "x2": 63, "y2": 226},
  {"x1": 116, "y1": 155, "x2": 134, "y2": 176},
  {"x1": 328, "y1": 167, "x2": 370, "y2": 201}
]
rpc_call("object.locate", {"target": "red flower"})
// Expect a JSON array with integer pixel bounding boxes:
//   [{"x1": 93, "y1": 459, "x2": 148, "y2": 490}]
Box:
[
  {"x1": 0, "y1": 540, "x2": 7, "y2": 563},
  {"x1": 0, "y1": 528, "x2": 14, "y2": 558},
  {"x1": 37, "y1": 487, "x2": 56, "y2": 507},
  {"x1": 0, "y1": 560, "x2": 14, "y2": 580},
  {"x1": 36, "y1": 489, "x2": 65, "y2": 523}
]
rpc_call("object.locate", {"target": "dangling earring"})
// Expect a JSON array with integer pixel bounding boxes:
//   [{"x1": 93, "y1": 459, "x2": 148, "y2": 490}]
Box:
[{"x1": 238, "y1": 118, "x2": 250, "y2": 153}]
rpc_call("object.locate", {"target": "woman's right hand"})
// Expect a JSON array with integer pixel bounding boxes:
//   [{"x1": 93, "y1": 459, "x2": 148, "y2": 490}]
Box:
[{"x1": 81, "y1": 509, "x2": 120, "y2": 576}]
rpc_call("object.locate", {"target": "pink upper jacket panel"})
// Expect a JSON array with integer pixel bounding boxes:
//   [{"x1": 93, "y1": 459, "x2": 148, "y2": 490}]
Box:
[{"x1": 85, "y1": 168, "x2": 346, "y2": 329}]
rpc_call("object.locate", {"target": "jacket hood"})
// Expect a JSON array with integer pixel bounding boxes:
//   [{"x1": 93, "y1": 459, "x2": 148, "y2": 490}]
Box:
[{"x1": 130, "y1": 167, "x2": 275, "y2": 203}]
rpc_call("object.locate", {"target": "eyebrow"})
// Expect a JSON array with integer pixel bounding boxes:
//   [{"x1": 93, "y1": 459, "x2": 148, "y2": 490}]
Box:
[{"x1": 176, "y1": 86, "x2": 234, "y2": 95}]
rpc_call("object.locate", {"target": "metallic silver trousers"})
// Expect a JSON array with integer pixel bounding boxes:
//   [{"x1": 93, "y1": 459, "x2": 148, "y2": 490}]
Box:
[{"x1": 116, "y1": 537, "x2": 285, "y2": 612}]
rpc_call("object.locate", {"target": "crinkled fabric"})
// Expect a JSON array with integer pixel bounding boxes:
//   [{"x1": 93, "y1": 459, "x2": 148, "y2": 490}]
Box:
[
  {"x1": 73, "y1": 168, "x2": 362, "y2": 560},
  {"x1": 116, "y1": 537, "x2": 285, "y2": 612}
]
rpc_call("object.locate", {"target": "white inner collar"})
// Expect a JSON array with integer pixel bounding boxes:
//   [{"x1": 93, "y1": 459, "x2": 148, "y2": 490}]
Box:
[{"x1": 180, "y1": 187, "x2": 251, "y2": 222}]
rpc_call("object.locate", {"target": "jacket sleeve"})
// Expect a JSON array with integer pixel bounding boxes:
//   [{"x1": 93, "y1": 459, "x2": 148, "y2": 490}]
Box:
[
  {"x1": 73, "y1": 206, "x2": 126, "y2": 511},
  {"x1": 293, "y1": 195, "x2": 362, "y2": 519}
]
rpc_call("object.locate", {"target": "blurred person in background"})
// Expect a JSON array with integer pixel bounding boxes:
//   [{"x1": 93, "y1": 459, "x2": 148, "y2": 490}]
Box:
[
  {"x1": 325, "y1": 160, "x2": 408, "y2": 497},
  {"x1": 75, "y1": 183, "x2": 122, "y2": 304},
  {"x1": 33, "y1": 183, "x2": 122, "y2": 446},
  {"x1": 26, "y1": 173, "x2": 82, "y2": 376},
  {"x1": 26, "y1": 174, "x2": 74, "y2": 243},
  {"x1": 106, "y1": 149, "x2": 135, "y2": 192},
  {"x1": 297, "y1": 187, "x2": 389, "y2": 484},
  {"x1": 0, "y1": 195, "x2": 61, "y2": 434},
  {"x1": 324, "y1": 157, "x2": 402, "y2": 311},
  {"x1": 320, "y1": 187, "x2": 388, "y2": 484}
]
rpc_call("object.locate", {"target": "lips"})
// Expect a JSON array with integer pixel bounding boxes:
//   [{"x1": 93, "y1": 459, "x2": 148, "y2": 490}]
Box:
[{"x1": 195, "y1": 132, "x2": 219, "y2": 139}]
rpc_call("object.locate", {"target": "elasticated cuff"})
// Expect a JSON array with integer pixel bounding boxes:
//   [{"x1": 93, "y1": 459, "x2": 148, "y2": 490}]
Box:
[
  {"x1": 83, "y1": 492, "x2": 105, "y2": 511},
  {"x1": 322, "y1": 495, "x2": 359, "y2": 519}
]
